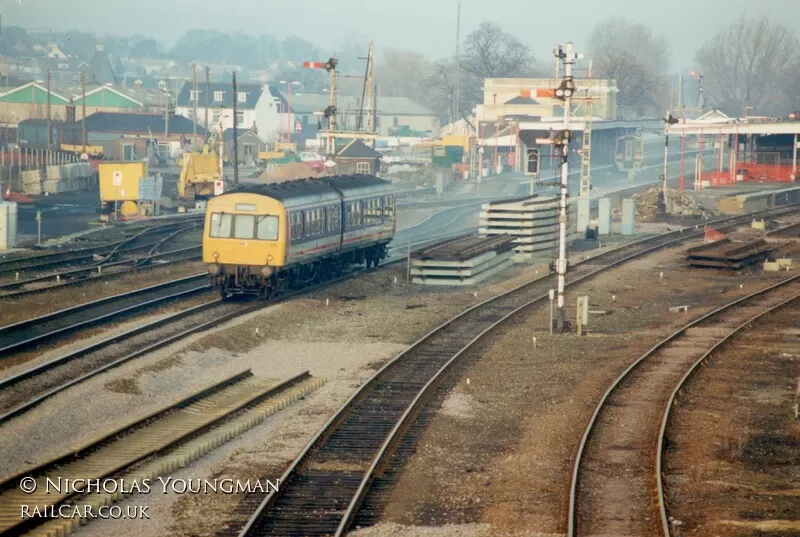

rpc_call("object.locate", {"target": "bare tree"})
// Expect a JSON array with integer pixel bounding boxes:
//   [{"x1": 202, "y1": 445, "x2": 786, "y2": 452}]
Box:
[
  {"x1": 426, "y1": 21, "x2": 541, "y2": 122},
  {"x1": 374, "y1": 50, "x2": 434, "y2": 104},
  {"x1": 588, "y1": 19, "x2": 669, "y2": 112},
  {"x1": 696, "y1": 16, "x2": 798, "y2": 115},
  {"x1": 462, "y1": 22, "x2": 534, "y2": 80}
]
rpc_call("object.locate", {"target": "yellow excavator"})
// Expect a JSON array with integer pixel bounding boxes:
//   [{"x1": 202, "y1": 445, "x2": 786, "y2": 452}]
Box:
[{"x1": 178, "y1": 135, "x2": 223, "y2": 211}]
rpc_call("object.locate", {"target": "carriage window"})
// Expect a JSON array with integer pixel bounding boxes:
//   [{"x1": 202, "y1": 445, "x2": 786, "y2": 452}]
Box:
[
  {"x1": 210, "y1": 213, "x2": 233, "y2": 238},
  {"x1": 290, "y1": 212, "x2": 303, "y2": 238},
  {"x1": 350, "y1": 201, "x2": 362, "y2": 227},
  {"x1": 233, "y1": 214, "x2": 255, "y2": 239},
  {"x1": 257, "y1": 215, "x2": 279, "y2": 240},
  {"x1": 328, "y1": 205, "x2": 340, "y2": 231},
  {"x1": 382, "y1": 196, "x2": 395, "y2": 220}
]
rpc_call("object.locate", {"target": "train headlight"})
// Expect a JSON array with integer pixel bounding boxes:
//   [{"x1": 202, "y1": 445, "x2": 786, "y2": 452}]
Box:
[
  {"x1": 213, "y1": 252, "x2": 219, "y2": 259},
  {"x1": 207, "y1": 264, "x2": 220, "y2": 275},
  {"x1": 268, "y1": 254, "x2": 273, "y2": 261},
  {"x1": 260, "y1": 266, "x2": 274, "y2": 278}
]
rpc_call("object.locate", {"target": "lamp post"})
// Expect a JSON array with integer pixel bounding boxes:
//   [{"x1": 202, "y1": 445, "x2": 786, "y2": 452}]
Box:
[{"x1": 279, "y1": 80, "x2": 301, "y2": 145}]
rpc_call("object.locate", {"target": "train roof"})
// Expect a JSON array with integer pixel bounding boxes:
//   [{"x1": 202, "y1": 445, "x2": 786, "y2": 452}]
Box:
[
  {"x1": 326, "y1": 174, "x2": 396, "y2": 197},
  {"x1": 227, "y1": 175, "x2": 395, "y2": 207},
  {"x1": 234, "y1": 179, "x2": 338, "y2": 202}
]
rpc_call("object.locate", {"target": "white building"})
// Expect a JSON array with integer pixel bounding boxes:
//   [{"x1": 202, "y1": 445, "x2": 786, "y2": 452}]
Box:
[{"x1": 175, "y1": 82, "x2": 280, "y2": 142}]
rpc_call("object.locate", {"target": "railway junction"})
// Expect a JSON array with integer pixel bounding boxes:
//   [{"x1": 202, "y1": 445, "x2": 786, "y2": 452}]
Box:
[{"x1": 0, "y1": 52, "x2": 799, "y2": 537}]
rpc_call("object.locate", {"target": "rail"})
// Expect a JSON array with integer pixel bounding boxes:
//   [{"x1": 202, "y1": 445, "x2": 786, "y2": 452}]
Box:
[
  {"x1": 655, "y1": 284, "x2": 799, "y2": 537},
  {"x1": 566, "y1": 274, "x2": 799, "y2": 537},
  {"x1": 237, "y1": 203, "x2": 800, "y2": 536}
]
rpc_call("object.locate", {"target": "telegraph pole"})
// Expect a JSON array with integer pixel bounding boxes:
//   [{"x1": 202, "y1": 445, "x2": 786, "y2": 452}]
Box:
[
  {"x1": 81, "y1": 71, "x2": 87, "y2": 153},
  {"x1": 232, "y1": 72, "x2": 239, "y2": 186},
  {"x1": 553, "y1": 42, "x2": 579, "y2": 333},
  {"x1": 662, "y1": 111, "x2": 669, "y2": 212},
  {"x1": 45, "y1": 68, "x2": 51, "y2": 153},
  {"x1": 454, "y1": 0, "x2": 461, "y2": 124},
  {"x1": 192, "y1": 63, "x2": 198, "y2": 137},
  {"x1": 164, "y1": 76, "x2": 170, "y2": 139},
  {"x1": 204, "y1": 66, "x2": 210, "y2": 139}
]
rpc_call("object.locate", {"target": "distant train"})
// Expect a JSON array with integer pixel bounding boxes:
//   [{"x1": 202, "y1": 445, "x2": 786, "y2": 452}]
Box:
[
  {"x1": 614, "y1": 132, "x2": 699, "y2": 172},
  {"x1": 203, "y1": 175, "x2": 396, "y2": 299}
]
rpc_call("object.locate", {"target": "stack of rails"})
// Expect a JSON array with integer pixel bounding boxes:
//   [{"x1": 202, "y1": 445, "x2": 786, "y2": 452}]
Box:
[
  {"x1": 686, "y1": 239, "x2": 776, "y2": 270},
  {"x1": 410, "y1": 234, "x2": 515, "y2": 285}
]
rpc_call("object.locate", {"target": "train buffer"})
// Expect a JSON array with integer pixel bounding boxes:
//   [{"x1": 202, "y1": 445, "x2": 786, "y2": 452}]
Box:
[{"x1": 410, "y1": 234, "x2": 516, "y2": 286}]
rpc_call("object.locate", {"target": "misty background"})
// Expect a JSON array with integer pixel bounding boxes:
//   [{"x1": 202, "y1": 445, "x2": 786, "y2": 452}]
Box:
[{"x1": 2, "y1": 0, "x2": 799, "y2": 120}]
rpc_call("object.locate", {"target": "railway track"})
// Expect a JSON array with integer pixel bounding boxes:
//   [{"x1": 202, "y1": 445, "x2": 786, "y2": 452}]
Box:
[
  {"x1": 0, "y1": 229, "x2": 202, "y2": 299},
  {"x1": 0, "y1": 218, "x2": 202, "y2": 278},
  {"x1": 233, "y1": 205, "x2": 800, "y2": 537},
  {"x1": 0, "y1": 274, "x2": 210, "y2": 357},
  {"x1": 0, "y1": 230, "x2": 475, "y2": 426},
  {"x1": 0, "y1": 370, "x2": 323, "y2": 537},
  {"x1": 567, "y1": 274, "x2": 798, "y2": 537}
]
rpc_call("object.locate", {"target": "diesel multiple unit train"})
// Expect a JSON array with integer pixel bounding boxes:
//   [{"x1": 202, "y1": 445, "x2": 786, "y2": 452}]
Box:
[{"x1": 202, "y1": 175, "x2": 396, "y2": 299}]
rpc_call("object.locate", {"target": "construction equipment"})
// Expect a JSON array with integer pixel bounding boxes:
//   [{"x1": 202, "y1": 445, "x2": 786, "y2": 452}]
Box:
[{"x1": 178, "y1": 139, "x2": 221, "y2": 209}]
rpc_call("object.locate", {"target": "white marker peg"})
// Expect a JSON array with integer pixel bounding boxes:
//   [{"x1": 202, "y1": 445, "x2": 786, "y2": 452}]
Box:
[
  {"x1": 659, "y1": 271, "x2": 663, "y2": 281},
  {"x1": 532, "y1": 336, "x2": 537, "y2": 349},
  {"x1": 326, "y1": 298, "x2": 330, "y2": 306},
  {"x1": 739, "y1": 284, "x2": 743, "y2": 289},
  {"x1": 466, "y1": 378, "x2": 471, "y2": 385},
  {"x1": 612, "y1": 295, "x2": 616, "y2": 301},
  {"x1": 473, "y1": 292, "x2": 477, "y2": 297},
  {"x1": 393, "y1": 277, "x2": 397, "y2": 284},
  {"x1": 255, "y1": 327, "x2": 259, "y2": 334}
]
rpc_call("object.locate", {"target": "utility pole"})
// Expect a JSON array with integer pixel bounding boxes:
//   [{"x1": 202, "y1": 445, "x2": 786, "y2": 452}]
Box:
[
  {"x1": 192, "y1": 63, "x2": 198, "y2": 137},
  {"x1": 454, "y1": 0, "x2": 461, "y2": 124},
  {"x1": 578, "y1": 60, "x2": 595, "y2": 198},
  {"x1": 204, "y1": 66, "x2": 210, "y2": 139},
  {"x1": 45, "y1": 68, "x2": 51, "y2": 154},
  {"x1": 553, "y1": 42, "x2": 579, "y2": 333},
  {"x1": 232, "y1": 72, "x2": 239, "y2": 186},
  {"x1": 663, "y1": 112, "x2": 679, "y2": 212},
  {"x1": 365, "y1": 41, "x2": 374, "y2": 137},
  {"x1": 81, "y1": 71, "x2": 87, "y2": 153},
  {"x1": 164, "y1": 76, "x2": 170, "y2": 139},
  {"x1": 218, "y1": 108, "x2": 224, "y2": 181}
]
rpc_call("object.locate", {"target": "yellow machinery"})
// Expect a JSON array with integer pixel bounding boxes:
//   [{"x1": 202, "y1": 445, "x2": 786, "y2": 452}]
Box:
[
  {"x1": 98, "y1": 161, "x2": 155, "y2": 219},
  {"x1": 60, "y1": 144, "x2": 104, "y2": 157},
  {"x1": 258, "y1": 142, "x2": 297, "y2": 162},
  {"x1": 178, "y1": 143, "x2": 221, "y2": 203}
]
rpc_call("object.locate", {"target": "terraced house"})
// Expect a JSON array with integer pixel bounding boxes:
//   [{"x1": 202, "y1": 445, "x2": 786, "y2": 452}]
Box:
[{"x1": 0, "y1": 81, "x2": 163, "y2": 126}]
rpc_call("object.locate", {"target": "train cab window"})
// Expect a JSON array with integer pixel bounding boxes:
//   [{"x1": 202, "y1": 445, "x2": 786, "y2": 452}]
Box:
[
  {"x1": 256, "y1": 215, "x2": 279, "y2": 240},
  {"x1": 233, "y1": 214, "x2": 255, "y2": 239},
  {"x1": 210, "y1": 213, "x2": 233, "y2": 238}
]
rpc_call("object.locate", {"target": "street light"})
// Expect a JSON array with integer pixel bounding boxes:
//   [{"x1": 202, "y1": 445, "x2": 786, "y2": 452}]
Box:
[{"x1": 279, "y1": 80, "x2": 302, "y2": 144}]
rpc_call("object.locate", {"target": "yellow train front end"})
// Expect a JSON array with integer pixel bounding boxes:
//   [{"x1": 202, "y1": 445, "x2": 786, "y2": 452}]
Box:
[{"x1": 203, "y1": 192, "x2": 287, "y2": 299}]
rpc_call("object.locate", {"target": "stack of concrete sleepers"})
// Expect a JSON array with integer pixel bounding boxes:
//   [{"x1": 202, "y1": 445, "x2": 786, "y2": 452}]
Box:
[
  {"x1": 43, "y1": 163, "x2": 94, "y2": 194},
  {"x1": 410, "y1": 234, "x2": 515, "y2": 286},
  {"x1": 479, "y1": 195, "x2": 559, "y2": 262}
]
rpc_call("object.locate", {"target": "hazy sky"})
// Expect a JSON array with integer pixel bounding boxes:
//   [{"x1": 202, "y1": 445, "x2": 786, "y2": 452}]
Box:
[{"x1": 7, "y1": 0, "x2": 799, "y2": 69}]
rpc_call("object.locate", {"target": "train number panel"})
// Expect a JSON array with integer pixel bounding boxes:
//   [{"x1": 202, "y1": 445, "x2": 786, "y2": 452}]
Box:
[
  {"x1": 203, "y1": 175, "x2": 396, "y2": 300},
  {"x1": 615, "y1": 134, "x2": 645, "y2": 171}
]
